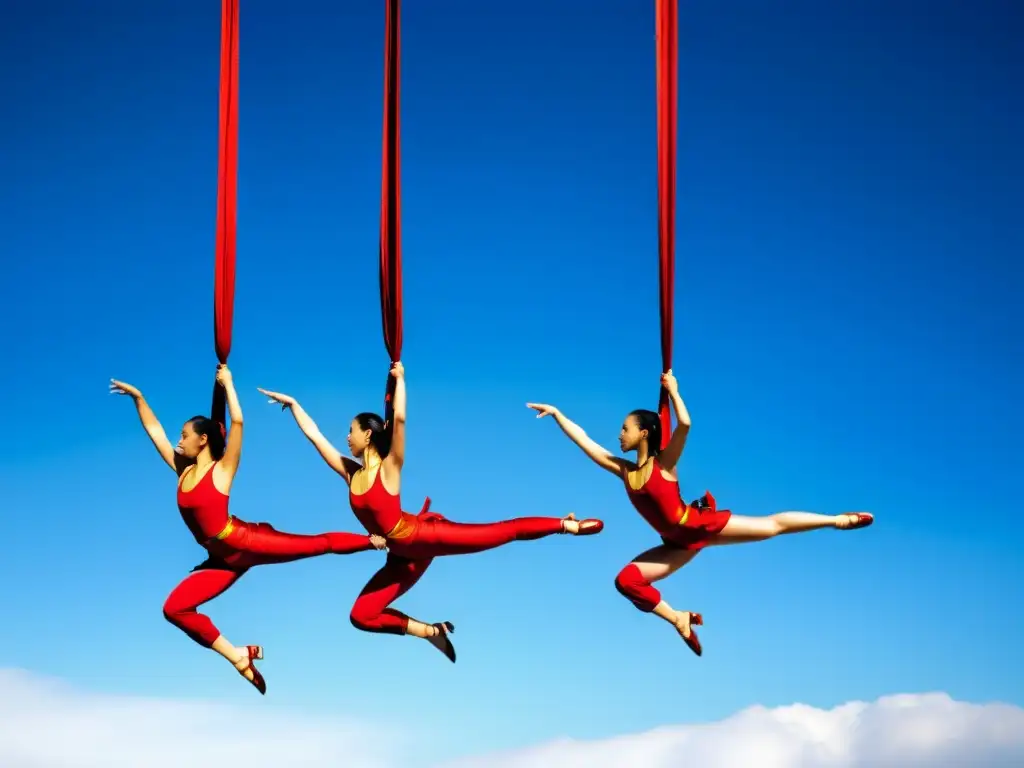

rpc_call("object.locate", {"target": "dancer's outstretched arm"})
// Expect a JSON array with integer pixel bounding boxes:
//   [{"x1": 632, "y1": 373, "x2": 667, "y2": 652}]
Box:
[
  {"x1": 258, "y1": 387, "x2": 359, "y2": 484},
  {"x1": 109, "y1": 378, "x2": 180, "y2": 473},
  {"x1": 526, "y1": 402, "x2": 631, "y2": 476},
  {"x1": 656, "y1": 370, "x2": 691, "y2": 474}
]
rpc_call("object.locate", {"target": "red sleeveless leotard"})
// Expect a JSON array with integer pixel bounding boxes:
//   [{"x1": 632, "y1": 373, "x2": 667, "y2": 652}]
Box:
[
  {"x1": 624, "y1": 459, "x2": 731, "y2": 551},
  {"x1": 348, "y1": 467, "x2": 406, "y2": 538},
  {"x1": 177, "y1": 463, "x2": 231, "y2": 544}
]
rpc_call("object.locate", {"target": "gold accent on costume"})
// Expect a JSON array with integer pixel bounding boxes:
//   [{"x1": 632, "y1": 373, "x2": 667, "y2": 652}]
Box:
[
  {"x1": 350, "y1": 461, "x2": 383, "y2": 496},
  {"x1": 385, "y1": 514, "x2": 417, "y2": 540},
  {"x1": 214, "y1": 517, "x2": 236, "y2": 540},
  {"x1": 626, "y1": 459, "x2": 655, "y2": 491},
  {"x1": 675, "y1": 504, "x2": 691, "y2": 527}
]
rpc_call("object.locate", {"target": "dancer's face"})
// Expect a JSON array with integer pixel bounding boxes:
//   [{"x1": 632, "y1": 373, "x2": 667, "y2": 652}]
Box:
[
  {"x1": 347, "y1": 419, "x2": 372, "y2": 458},
  {"x1": 618, "y1": 414, "x2": 646, "y2": 452},
  {"x1": 176, "y1": 421, "x2": 207, "y2": 458}
]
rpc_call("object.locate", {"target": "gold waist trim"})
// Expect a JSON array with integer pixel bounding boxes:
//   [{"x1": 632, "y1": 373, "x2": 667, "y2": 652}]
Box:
[
  {"x1": 385, "y1": 515, "x2": 417, "y2": 540},
  {"x1": 214, "y1": 517, "x2": 236, "y2": 540}
]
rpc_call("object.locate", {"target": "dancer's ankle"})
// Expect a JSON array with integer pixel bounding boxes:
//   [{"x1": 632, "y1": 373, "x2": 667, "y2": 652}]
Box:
[{"x1": 405, "y1": 619, "x2": 432, "y2": 638}]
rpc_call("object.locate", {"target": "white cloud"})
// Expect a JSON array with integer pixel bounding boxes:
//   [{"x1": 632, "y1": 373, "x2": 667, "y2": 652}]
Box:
[
  {"x1": 442, "y1": 693, "x2": 1024, "y2": 768},
  {"x1": 0, "y1": 669, "x2": 402, "y2": 768},
  {"x1": 2, "y1": 668, "x2": 1022, "y2": 768}
]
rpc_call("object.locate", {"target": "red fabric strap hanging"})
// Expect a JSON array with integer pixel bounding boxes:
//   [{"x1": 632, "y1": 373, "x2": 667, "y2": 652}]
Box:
[
  {"x1": 655, "y1": 0, "x2": 678, "y2": 450},
  {"x1": 379, "y1": 0, "x2": 402, "y2": 425},
  {"x1": 212, "y1": 0, "x2": 239, "y2": 423}
]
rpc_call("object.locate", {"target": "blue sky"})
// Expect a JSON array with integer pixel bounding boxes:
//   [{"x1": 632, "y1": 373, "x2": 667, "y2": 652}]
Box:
[{"x1": 1, "y1": 0, "x2": 1021, "y2": 762}]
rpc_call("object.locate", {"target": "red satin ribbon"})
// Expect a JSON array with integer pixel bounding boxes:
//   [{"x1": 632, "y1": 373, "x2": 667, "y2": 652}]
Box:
[
  {"x1": 380, "y1": 0, "x2": 402, "y2": 421},
  {"x1": 212, "y1": 0, "x2": 239, "y2": 423},
  {"x1": 655, "y1": 0, "x2": 677, "y2": 450}
]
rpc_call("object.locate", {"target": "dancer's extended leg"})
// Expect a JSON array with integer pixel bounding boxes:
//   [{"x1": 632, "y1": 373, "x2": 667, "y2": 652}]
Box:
[
  {"x1": 225, "y1": 521, "x2": 374, "y2": 564},
  {"x1": 394, "y1": 513, "x2": 599, "y2": 560},
  {"x1": 708, "y1": 511, "x2": 873, "y2": 546}
]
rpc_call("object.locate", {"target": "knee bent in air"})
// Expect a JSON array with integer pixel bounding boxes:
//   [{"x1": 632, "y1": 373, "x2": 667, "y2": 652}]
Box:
[
  {"x1": 349, "y1": 609, "x2": 380, "y2": 632},
  {"x1": 162, "y1": 604, "x2": 181, "y2": 625},
  {"x1": 614, "y1": 564, "x2": 643, "y2": 595}
]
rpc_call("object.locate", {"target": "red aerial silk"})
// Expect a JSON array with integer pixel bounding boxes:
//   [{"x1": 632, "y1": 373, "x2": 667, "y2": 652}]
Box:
[
  {"x1": 212, "y1": 0, "x2": 239, "y2": 424},
  {"x1": 655, "y1": 0, "x2": 677, "y2": 450},
  {"x1": 380, "y1": 0, "x2": 402, "y2": 427}
]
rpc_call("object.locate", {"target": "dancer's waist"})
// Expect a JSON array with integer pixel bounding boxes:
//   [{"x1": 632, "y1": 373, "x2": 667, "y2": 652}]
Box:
[
  {"x1": 199, "y1": 516, "x2": 239, "y2": 546},
  {"x1": 182, "y1": 510, "x2": 238, "y2": 546},
  {"x1": 213, "y1": 516, "x2": 237, "y2": 540},
  {"x1": 383, "y1": 497, "x2": 437, "y2": 540},
  {"x1": 662, "y1": 494, "x2": 713, "y2": 532},
  {"x1": 384, "y1": 513, "x2": 418, "y2": 540},
  {"x1": 638, "y1": 502, "x2": 692, "y2": 535}
]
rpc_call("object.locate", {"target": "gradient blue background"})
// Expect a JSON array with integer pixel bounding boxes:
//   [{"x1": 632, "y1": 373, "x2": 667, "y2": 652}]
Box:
[{"x1": 1, "y1": 0, "x2": 1020, "y2": 761}]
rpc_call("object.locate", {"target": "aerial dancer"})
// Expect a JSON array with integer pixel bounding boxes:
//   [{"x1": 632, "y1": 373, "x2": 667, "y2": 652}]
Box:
[
  {"x1": 526, "y1": 371, "x2": 872, "y2": 656},
  {"x1": 258, "y1": 362, "x2": 603, "y2": 663},
  {"x1": 110, "y1": 364, "x2": 386, "y2": 694}
]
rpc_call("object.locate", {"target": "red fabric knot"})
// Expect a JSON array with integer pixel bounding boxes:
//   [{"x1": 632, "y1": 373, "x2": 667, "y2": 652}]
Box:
[{"x1": 218, "y1": 421, "x2": 227, "y2": 439}]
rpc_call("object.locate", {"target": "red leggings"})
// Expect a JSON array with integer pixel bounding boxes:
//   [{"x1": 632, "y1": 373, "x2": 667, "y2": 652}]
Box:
[
  {"x1": 349, "y1": 511, "x2": 564, "y2": 634},
  {"x1": 163, "y1": 520, "x2": 372, "y2": 647},
  {"x1": 614, "y1": 563, "x2": 664, "y2": 613}
]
